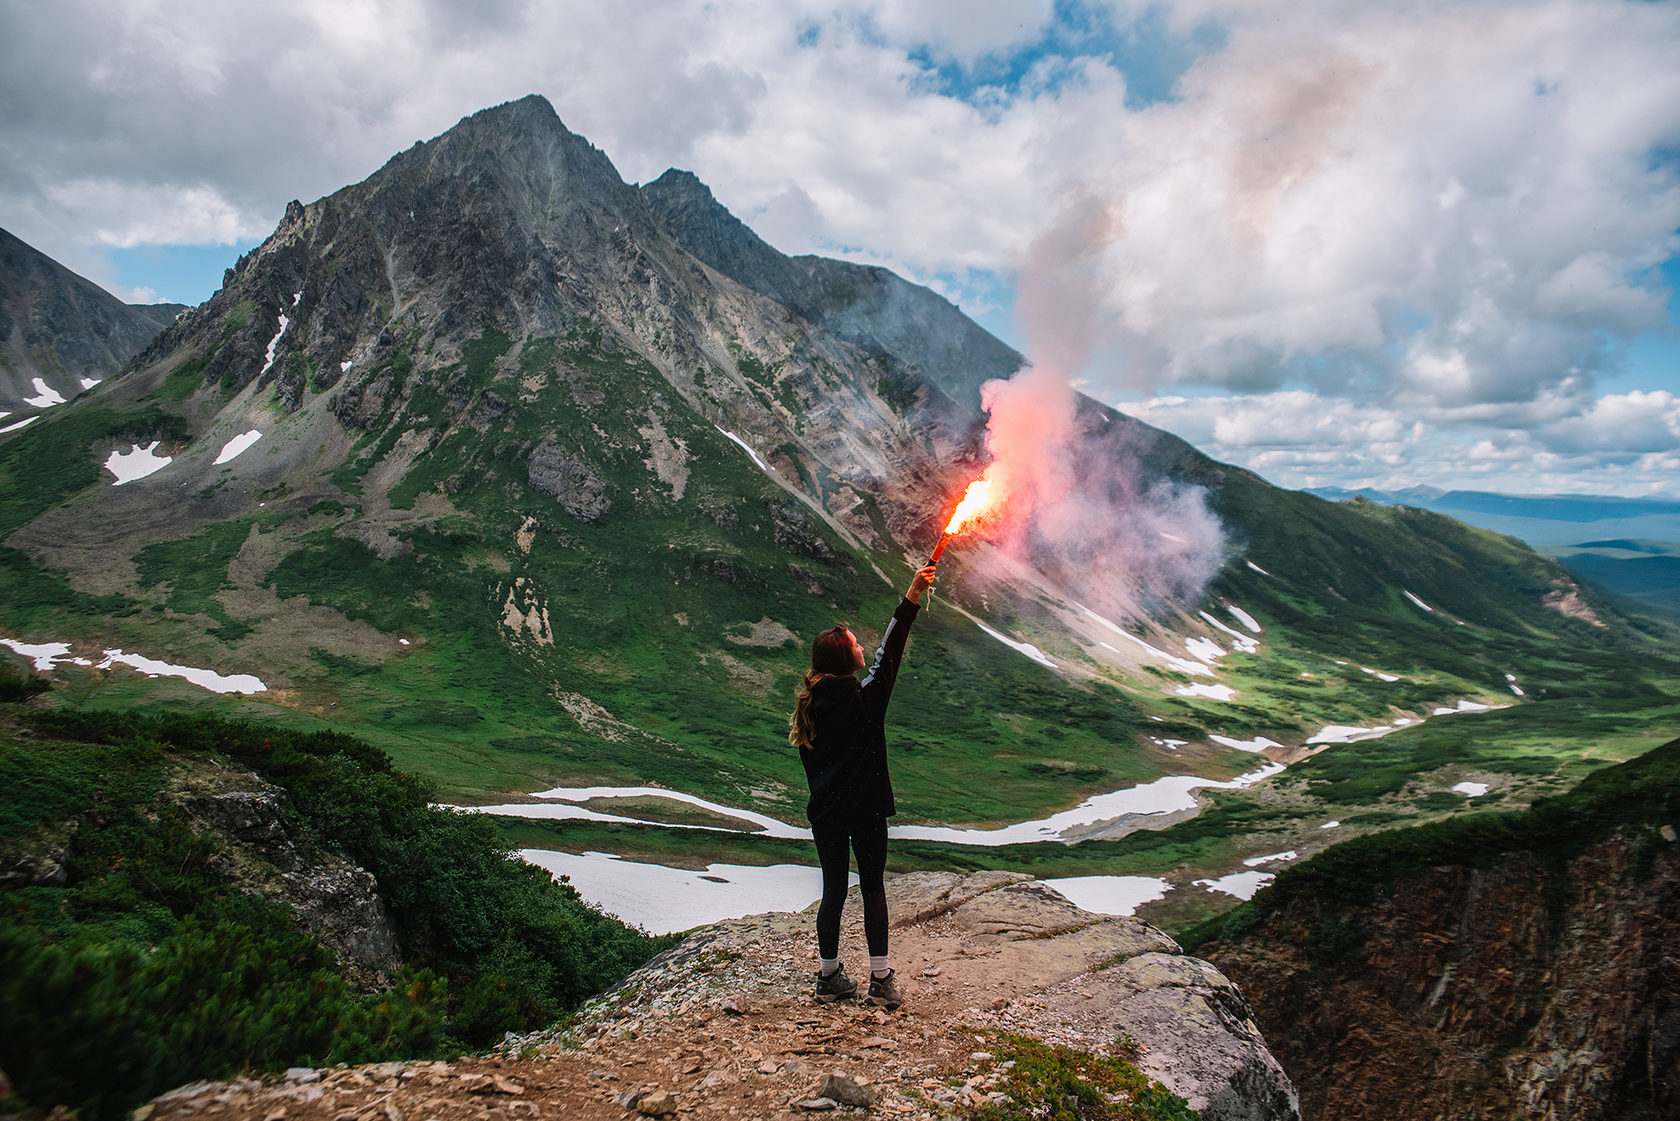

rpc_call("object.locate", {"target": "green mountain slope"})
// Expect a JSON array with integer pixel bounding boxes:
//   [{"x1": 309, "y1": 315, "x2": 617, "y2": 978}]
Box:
[{"x1": 0, "y1": 96, "x2": 1673, "y2": 908}]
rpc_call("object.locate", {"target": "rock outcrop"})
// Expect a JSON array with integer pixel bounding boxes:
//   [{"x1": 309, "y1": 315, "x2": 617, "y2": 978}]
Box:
[
  {"x1": 141, "y1": 870, "x2": 1297, "y2": 1121},
  {"x1": 172, "y1": 765, "x2": 402, "y2": 988},
  {"x1": 1206, "y1": 828, "x2": 1680, "y2": 1121}
]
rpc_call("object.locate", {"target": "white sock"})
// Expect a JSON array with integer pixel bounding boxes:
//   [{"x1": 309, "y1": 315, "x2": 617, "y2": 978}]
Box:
[
  {"x1": 820, "y1": 957, "x2": 840, "y2": 976},
  {"x1": 870, "y1": 956, "x2": 890, "y2": 978}
]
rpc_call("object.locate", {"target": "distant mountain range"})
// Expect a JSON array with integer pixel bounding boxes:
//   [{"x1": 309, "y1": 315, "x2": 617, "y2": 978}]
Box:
[
  {"x1": 0, "y1": 226, "x2": 187, "y2": 410},
  {"x1": 1307, "y1": 485, "x2": 1680, "y2": 615}
]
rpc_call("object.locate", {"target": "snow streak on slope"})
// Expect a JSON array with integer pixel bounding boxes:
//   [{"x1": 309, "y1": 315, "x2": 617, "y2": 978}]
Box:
[
  {"x1": 976, "y1": 621, "x2": 1057, "y2": 668},
  {"x1": 214, "y1": 430, "x2": 263, "y2": 464}
]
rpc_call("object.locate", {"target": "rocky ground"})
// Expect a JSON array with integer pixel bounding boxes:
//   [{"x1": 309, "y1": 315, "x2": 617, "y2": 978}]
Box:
[{"x1": 140, "y1": 872, "x2": 1297, "y2": 1121}]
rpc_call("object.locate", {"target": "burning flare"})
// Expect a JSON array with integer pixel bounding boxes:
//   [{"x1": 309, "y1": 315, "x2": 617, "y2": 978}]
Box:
[{"x1": 929, "y1": 478, "x2": 996, "y2": 562}]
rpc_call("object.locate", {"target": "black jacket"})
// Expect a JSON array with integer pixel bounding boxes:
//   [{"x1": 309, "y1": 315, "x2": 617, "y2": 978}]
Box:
[{"x1": 799, "y1": 597, "x2": 921, "y2": 828}]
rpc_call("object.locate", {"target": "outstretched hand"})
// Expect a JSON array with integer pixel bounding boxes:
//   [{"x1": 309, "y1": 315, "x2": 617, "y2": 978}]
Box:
[{"x1": 907, "y1": 563, "x2": 938, "y2": 604}]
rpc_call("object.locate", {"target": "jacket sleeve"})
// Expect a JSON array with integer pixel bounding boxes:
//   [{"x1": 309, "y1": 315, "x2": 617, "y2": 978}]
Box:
[{"x1": 859, "y1": 597, "x2": 920, "y2": 714}]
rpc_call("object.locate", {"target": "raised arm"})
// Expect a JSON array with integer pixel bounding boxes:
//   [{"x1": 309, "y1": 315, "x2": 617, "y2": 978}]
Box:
[{"x1": 860, "y1": 565, "x2": 937, "y2": 706}]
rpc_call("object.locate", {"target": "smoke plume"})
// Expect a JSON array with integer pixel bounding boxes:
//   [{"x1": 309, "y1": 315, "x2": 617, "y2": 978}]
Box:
[{"x1": 974, "y1": 191, "x2": 1227, "y2": 621}]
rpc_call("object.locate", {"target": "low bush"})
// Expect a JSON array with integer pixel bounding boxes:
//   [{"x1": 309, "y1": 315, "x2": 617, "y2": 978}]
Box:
[{"x1": 0, "y1": 708, "x2": 675, "y2": 1119}]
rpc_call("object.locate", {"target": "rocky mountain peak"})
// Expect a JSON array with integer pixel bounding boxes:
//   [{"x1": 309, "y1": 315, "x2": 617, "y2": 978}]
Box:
[
  {"x1": 0, "y1": 225, "x2": 175, "y2": 409},
  {"x1": 641, "y1": 166, "x2": 790, "y2": 289},
  {"x1": 639, "y1": 168, "x2": 1021, "y2": 407},
  {"x1": 384, "y1": 94, "x2": 638, "y2": 219}
]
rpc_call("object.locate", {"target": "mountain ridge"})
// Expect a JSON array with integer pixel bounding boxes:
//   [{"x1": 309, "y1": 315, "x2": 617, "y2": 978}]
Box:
[
  {"x1": 0, "y1": 225, "x2": 184, "y2": 410},
  {"x1": 640, "y1": 167, "x2": 1022, "y2": 408}
]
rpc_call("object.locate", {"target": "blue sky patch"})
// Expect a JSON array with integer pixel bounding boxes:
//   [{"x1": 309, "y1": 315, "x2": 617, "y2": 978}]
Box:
[{"x1": 107, "y1": 240, "x2": 258, "y2": 307}]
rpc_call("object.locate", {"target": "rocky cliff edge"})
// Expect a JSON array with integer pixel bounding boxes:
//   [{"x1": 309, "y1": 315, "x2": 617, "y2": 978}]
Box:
[{"x1": 141, "y1": 870, "x2": 1297, "y2": 1121}]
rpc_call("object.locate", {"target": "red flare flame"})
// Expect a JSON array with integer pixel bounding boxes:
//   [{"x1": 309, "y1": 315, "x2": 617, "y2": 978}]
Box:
[
  {"x1": 929, "y1": 478, "x2": 995, "y2": 563},
  {"x1": 943, "y1": 479, "x2": 994, "y2": 535}
]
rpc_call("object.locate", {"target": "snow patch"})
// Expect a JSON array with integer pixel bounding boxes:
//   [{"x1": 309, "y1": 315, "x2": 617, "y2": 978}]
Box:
[
  {"x1": 493, "y1": 785, "x2": 808, "y2": 839},
  {"x1": 1360, "y1": 666, "x2": 1400, "y2": 682},
  {"x1": 1404, "y1": 590, "x2": 1434, "y2": 612},
  {"x1": 521, "y1": 849, "x2": 835, "y2": 935},
  {"x1": 1243, "y1": 851, "x2": 1297, "y2": 867},
  {"x1": 1505, "y1": 673, "x2": 1524, "y2": 696},
  {"x1": 714, "y1": 426, "x2": 772, "y2": 473},
  {"x1": 259, "y1": 307, "x2": 292, "y2": 376},
  {"x1": 975, "y1": 622, "x2": 1057, "y2": 668},
  {"x1": 1453, "y1": 782, "x2": 1489, "y2": 797},
  {"x1": 1307, "y1": 724, "x2": 1401, "y2": 745},
  {"x1": 6, "y1": 635, "x2": 265, "y2": 694},
  {"x1": 1195, "y1": 870, "x2": 1273, "y2": 900},
  {"x1": 1, "y1": 417, "x2": 39, "y2": 434},
  {"x1": 482, "y1": 764, "x2": 1286, "y2": 850},
  {"x1": 1198, "y1": 611, "x2": 1259, "y2": 653},
  {"x1": 1082, "y1": 606, "x2": 1213, "y2": 676},
  {"x1": 213, "y1": 429, "x2": 262, "y2": 464},
  {"x1": 1320, "y1": 820, "x2": 1341, "y2": 829},
  {"x1": 1, "y1": 639, "x2": 73, "y2": 671},
  {"x1": 1209, "y1": 733, "x2": 1280, "y2": 752},
  {"x1": 105, "y1": 441, "x2": 171, "y2": 484},
  {"x1": 1225, "y1": 603, "x2": 1261, "y2": 632},
  {"x1": 80, "y1": 377, "x2": 101, "y2": 390},
  {"x1": 1041, "y1": 875, "x2": 1170, "y2": 917},
  {"x1": 1433, "y1": 699, "x2": 1493, "y2": 716},
  {"x1": 890, "y1": 763, "x2": 1284, "y2": 846},
  {"x1": 98, "y1": 649, "x2": 266, "y2": 694},
  {"x1": 1176, "y1": 683, "x2": 1236, "y2": 702},
  {"x1": 1185, "y1": 636, "x2": 1225, "y2": 662},
  {"x1": 1245, "y1": 560, "x2": 1271, "y2": 576},
  {"x1": 24, "y1": 378, "x2": 66, "y2": 408}
]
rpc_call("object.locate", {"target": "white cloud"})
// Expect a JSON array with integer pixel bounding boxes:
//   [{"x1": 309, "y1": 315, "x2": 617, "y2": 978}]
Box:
[
  {"x1": 1117, "y1": 387, "x2": 1680, "y2": 494},
  {"x1": 45, "y1": 180, "x2": 264, "y2": 248},
  {"x1": 1534, "y1": 390, "x2": 1680, "y2": 454},
  {"x1": 1017, "y1": 0, "x2": 1680, "y2": 407},
  {"x1": 851, "y1": 0, "x2": 1058, "y2": 63},
  {"x1": 2, "y1": 0, "x2": 1678, "y2": 496}
]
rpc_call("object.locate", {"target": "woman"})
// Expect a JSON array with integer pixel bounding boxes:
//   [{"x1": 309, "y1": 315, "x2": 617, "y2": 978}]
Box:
[{"x1": 788, "y1": 564, "x2": 937, "y2": 1010}]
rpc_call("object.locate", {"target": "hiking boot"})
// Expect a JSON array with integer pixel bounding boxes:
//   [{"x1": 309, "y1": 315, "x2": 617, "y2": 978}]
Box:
[
  {"x1": 815, "y1": 964, "x2": 857, "y2": 1002},
  {"x1": 867, "y1": 969, "x2": 903, "y2": 1010}
]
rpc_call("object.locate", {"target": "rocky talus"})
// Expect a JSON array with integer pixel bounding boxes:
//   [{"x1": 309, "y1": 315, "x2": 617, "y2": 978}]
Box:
[
  {"x1": 1206, "y1": 828, "x2": 1680, "y2": 1121},
  {"x1": 140, "y1": 871, "x2": 1297, "y2": 1121}
]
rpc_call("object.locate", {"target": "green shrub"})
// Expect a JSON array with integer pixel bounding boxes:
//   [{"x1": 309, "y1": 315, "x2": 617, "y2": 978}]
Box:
[
  {"x1": 0, "y1": 666, "x2": 50, "y2": 702},
  {"x1": 0, "y1": 708, "x2": 673, "y2": 1118},
  {"x1": 970, "y1": 1031, "x2": 1199, "y2": 1121}
]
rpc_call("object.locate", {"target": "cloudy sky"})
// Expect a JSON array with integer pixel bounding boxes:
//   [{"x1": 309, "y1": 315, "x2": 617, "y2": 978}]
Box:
[{"x1": 3, "y1": 0, "x2": 1677, "y2": 497}]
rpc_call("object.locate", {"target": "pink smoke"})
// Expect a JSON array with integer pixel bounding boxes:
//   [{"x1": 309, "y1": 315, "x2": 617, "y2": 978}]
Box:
[{"x1": 969, "y1": 190, "x2": 1227, "y2": 619}]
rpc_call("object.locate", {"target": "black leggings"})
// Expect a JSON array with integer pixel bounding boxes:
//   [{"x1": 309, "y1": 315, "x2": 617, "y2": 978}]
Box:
[{"x1": 812, "y1": 816, "x2": 889, "y2": 960}]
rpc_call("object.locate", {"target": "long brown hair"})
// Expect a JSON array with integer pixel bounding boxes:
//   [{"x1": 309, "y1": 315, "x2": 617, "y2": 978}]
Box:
[{"x1": 788, "y1": 624, "x2": 856, "y2": 749}]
